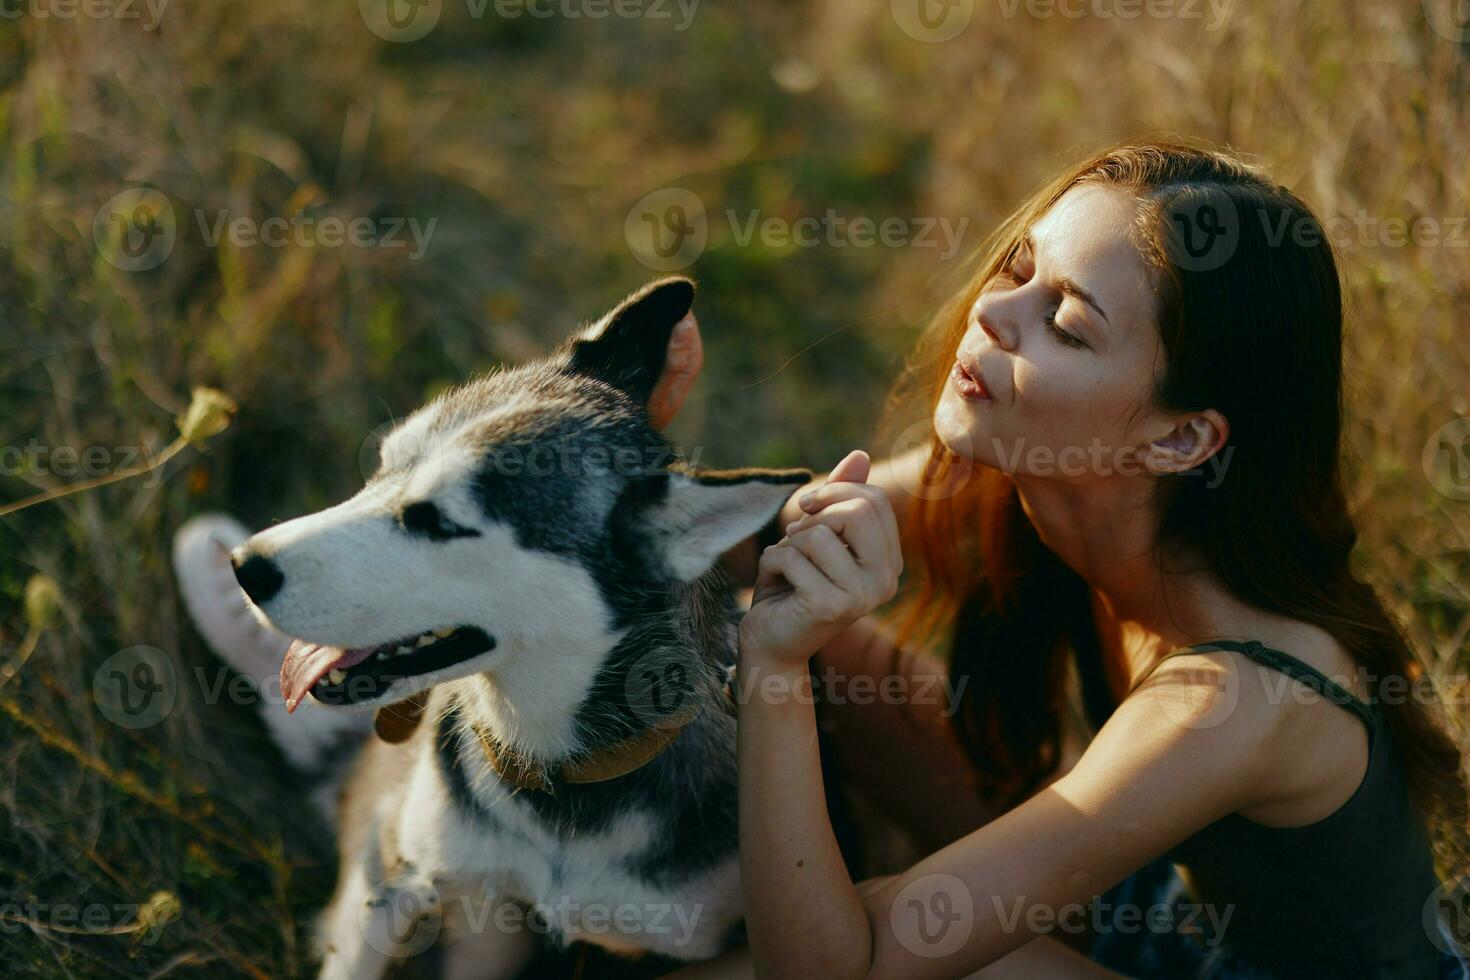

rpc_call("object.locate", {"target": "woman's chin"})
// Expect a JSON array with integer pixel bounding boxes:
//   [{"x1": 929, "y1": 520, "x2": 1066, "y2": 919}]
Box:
[{"x1": 934, "y1": 394, "x2": 986, "y2": 460}]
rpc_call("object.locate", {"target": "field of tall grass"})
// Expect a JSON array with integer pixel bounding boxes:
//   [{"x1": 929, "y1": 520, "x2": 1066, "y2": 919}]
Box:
[{"x1": 1, "y1": 1, "x2": 1467, "y2": 975}]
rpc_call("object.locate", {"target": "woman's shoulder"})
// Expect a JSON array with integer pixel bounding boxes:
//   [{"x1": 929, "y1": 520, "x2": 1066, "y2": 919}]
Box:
[
  {"x1": 1130, "y1": 619, "x2": 1375, "y2": 825},
  {"x1": 1131, "y1": 619, "x2": 1368, "y2": 736}
]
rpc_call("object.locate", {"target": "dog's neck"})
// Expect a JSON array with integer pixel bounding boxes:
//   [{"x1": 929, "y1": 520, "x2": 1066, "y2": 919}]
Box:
[{"x1": 443, "y1": 570, "x2": 736, "y2": 766}]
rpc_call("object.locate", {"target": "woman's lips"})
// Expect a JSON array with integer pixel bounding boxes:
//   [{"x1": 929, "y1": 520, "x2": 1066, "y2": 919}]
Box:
[{"x1": 951, "y1": 356, "x2": 992, "y2": 401}]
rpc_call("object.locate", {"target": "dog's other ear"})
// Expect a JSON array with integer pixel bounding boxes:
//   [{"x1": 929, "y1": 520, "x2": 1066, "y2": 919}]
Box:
[
  {"x1": 565, "y1": 277, "x2": 696, "y2": 406},
  {"x1": 650, "y1": 466, "x2": 813, "y2": 583}
]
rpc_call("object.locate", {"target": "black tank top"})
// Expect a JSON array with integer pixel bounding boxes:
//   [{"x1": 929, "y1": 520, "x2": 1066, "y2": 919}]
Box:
[{"x1": 1077, "y1": 637, "x2": 1444, "y2": 978}]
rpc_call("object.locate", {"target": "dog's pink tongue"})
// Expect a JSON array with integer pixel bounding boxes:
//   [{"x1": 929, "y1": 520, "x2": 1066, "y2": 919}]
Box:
[{"x1": 281, "y1": 640, "x2": 373, "y2": 712}]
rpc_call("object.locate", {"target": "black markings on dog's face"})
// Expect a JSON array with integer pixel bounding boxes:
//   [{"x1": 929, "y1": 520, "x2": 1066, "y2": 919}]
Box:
[
  {"x1": 463, "y1": 394, "x2": 672, "y2": 625},
  {"x1": 398, "y1": 501, "x2": 481, "y2": 541}
]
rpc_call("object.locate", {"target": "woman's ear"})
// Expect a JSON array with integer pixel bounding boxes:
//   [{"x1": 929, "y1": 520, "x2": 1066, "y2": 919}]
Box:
[{"x1": 1144, "y1": 409, "x2": 1229, "y2": 474}]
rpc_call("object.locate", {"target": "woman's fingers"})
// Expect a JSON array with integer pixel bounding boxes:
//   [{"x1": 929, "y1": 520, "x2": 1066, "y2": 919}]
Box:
[
  {"x1": 757, "y1": 541, "x2": 840, "y2": 607},
  {"x1": 785, "y1": 525, "x2": 864, "y2": 593},
  {"x1": 784, "y1": 498, "x2": 894, "y2": 569},
  {"x1": 796, "y1": 481, "x2": 900, "y2": 541},
  {"x1": 798, "y1": 477, "x2": 886, "y2": 515},
  {"x1": 743, "y1": 452, "x2": 902, "y2": 665},
  {"x1": 647, "y1": 314, "x2": 704, "y2": 430}
]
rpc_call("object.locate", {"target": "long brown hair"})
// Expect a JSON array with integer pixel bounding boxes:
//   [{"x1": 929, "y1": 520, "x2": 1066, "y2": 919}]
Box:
[{"x1": 886, "y1": 139, "x2": 1468, "y2": 862}]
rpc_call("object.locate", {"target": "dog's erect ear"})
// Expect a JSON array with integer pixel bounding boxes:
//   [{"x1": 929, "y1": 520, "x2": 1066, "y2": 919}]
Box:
[
  {"x1": 565, "y1": 277, "x2": 696, "y2": 406},
  {"x1": 648, "y1": 465, "x2": 813, "y2": 583}
]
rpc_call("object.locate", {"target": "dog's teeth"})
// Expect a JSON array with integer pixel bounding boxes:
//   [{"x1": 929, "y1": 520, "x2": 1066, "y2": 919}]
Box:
[
  {"x1": 327, "y1": 668, "x2": 346, "y2": 685},
  {"x1": 433, "y1": 627, "x2": 455, "y2": 639},
  {"x1": 417, "y1": 634, "x2": 435, "y2": 647},
  {"x1": 396, "y1": 645, "x2": 412, "y2": 656}
]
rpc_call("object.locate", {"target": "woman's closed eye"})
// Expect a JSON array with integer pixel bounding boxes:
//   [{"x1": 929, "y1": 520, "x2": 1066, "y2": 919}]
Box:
[
  {"x1": 1046, "y1": 309, "x2": 1090, "y2": 349},
  {"x1": 993, "y1": 259, "x2": 1092, "y2": 351}
]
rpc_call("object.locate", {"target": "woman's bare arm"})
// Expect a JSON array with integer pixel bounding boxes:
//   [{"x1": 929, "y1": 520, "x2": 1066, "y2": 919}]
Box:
[
  {"x1": 809, "y1": 616, "x2": 995, "y2": 851},
  {"x1": 734, "y1": 647, "x2": 1280, "y2": 979}
]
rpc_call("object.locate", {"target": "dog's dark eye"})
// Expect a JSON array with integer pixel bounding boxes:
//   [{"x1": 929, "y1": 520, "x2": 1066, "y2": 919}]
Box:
[{"x1": 398, "y1": 501, "x2": 480, "y2": 541}]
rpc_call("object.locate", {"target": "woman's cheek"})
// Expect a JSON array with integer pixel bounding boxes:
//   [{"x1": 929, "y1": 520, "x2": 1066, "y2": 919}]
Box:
[
  {"x1": 1023, "y1": 367, "x2": 1144, "y2": 468},
  {"x1": 1011, "y1": 363, "x2": 1090, "y2": 458}
]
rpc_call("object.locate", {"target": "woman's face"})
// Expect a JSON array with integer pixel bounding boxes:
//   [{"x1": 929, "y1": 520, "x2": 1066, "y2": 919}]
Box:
[{"x1": 935, "y1": 184, "x2": 1170, "y2": 480}]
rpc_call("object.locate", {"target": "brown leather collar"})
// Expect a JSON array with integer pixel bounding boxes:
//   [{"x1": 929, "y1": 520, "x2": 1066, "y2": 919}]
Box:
[
  {"x1": 372, "y1": 665, "x2": 740, "y2": 794},
  {"x1": 472, "y1": 704, "x2": 702, "y2": 794}
]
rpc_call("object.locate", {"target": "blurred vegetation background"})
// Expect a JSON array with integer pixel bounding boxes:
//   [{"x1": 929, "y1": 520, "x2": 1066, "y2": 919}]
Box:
[{"x1": 1, "y1": 0, "x2": 1467, "y2": 975}]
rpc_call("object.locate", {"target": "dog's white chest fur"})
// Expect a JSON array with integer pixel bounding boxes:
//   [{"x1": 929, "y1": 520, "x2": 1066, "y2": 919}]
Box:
[{"x1": 388, "y1": 731, "x2": 742, "y2": 961}]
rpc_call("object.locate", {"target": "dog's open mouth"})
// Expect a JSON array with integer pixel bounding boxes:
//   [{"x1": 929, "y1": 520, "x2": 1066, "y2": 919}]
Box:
[{"x1": 280, "y1": 627, "x2": 496, "y2": 711}]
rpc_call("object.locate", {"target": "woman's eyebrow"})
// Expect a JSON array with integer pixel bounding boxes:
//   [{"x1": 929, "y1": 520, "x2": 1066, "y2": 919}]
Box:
[
  {"x1": 1057, "y1": 276, "x2": 1112, "y2": 326},
  {"x1": 1023, "y1": 233, "x2": 1112, "y2": 326}
]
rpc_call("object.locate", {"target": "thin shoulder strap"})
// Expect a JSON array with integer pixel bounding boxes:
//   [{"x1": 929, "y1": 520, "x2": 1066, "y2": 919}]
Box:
[{"x1": 1159, "y1": 639, "x2": 1377, "y2": 735}]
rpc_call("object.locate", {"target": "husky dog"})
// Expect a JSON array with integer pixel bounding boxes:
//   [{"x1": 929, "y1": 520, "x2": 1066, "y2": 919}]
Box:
[{"x1": 221, "y1": 279, "x2": 809, "y2": 979}]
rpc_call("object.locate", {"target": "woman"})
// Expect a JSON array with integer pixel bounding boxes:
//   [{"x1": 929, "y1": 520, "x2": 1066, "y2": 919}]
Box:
[{"x1": 665, "y1": 141, "x2": 1468, "y2": 978}]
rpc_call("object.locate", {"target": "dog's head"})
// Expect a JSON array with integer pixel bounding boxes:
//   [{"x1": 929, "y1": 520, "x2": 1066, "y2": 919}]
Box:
[{"x1": 231, "y1": 278, "x2": 809, "y2": 719}]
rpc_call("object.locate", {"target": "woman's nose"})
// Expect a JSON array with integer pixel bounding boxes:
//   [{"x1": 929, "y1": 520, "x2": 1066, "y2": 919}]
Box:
[{"x1": 973, "y1": 292, "x2": 1018, "y2": 351}]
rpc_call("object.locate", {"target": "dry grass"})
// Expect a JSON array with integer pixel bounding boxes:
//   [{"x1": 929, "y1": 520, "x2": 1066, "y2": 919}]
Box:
[{"x1": 0, "y1": 1, "x2": 1466, "y2": 975}]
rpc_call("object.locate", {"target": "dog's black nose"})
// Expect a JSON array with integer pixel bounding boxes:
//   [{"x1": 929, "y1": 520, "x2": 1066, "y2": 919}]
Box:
[{"x1": 232, "y1": 552, "x2": 284, "y2": 605}]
